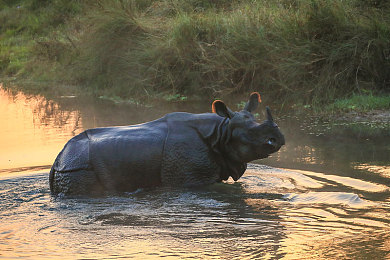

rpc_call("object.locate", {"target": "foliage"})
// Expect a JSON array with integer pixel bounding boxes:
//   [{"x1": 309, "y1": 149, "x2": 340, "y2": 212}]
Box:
[
  {"x1": 326, "y1": 93, "x2": 390, "y2": 112},
  {"x1": 0, "y1": 0, "x2": 389, "y2": 107}
]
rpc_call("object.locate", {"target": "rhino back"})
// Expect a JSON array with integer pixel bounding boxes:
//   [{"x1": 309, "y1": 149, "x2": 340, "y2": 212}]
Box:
[
  {"x1": 53, "y1": 131, "x2": 90, "y2": 173},
  {"x1": 87, "y1": 119, "x2": 168, "y2": 191}
]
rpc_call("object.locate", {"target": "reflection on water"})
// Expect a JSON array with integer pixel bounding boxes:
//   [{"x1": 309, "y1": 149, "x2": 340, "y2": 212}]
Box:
[
  {"x1": 354, "y1": 163, "x2": 390, "y2": 178},
  {"x1": 0, "y1": 88, "x2": 83, "y2": 170},
  {"x1": 0, "y1": 85, "x2": 389, "y2": 259},
  {"x1": 261, "y1": 114, "x2": 390, "y2": 187}
]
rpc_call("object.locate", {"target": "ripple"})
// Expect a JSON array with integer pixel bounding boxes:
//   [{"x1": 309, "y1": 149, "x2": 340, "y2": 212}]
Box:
[
  {"x1": 284, "y1": 192, "x2": 375, "y2": 208},
  {"x1": 1, "y1": 168, "x2": 389, "y2": 259},
  {"x1": 244, "y1": 164, "x2": 324, "y2": 192},
  {"x1": 293, "y1": 169, "x2": 389, "y2": 193}
]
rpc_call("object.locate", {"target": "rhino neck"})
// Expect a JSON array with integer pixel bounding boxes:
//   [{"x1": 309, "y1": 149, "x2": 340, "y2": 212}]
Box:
[{"x1": 209, "y1": 118, "x2": 247, "y2": 181}]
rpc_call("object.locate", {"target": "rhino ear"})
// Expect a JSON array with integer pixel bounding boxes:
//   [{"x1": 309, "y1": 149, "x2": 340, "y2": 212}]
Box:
[
  {"x1": 244, "y1": 92, "x2": 262, "y2": 113},
  {"x1": 212, "y1": 100, "x2": 235, "y2": 118}
]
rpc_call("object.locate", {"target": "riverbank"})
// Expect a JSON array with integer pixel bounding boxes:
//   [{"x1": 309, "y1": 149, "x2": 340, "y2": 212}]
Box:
[
  {"x1": 306, "y1": 93, "x2": 390, "y2": 121},
  {"x1": 1, "y1": 0, "x2": 389, "y2": 107},
  {"x1": 333, "y1": 109, "x2": 390, "y2": 123},
  {"x1": 2, "y1": 81, "x2": 389, "y2": 128}
]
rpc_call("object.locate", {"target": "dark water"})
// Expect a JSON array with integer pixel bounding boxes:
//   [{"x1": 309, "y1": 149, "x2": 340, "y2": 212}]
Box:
[{"x1": 0, "y1": 86, "x2": 389, "y2": 259}]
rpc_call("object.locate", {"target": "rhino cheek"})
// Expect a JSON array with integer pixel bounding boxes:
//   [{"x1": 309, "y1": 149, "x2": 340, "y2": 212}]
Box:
[
  {"x1": 236, "y1": 144, "x2": 259, "y2": 163},
  {"x1": 225, "y1": 146, "x2": 242, "y2": 162},
  {"x1": 223, "y1": 140, "x2": 247, "y2": 163}
]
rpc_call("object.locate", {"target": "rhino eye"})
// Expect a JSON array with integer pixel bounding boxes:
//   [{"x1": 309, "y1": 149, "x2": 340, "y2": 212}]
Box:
[{"x1": 267, "y1": 138, "x2": 277, "y2": 145}]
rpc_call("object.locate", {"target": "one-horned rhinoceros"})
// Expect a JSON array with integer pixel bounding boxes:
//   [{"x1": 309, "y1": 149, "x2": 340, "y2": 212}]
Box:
[{"x1": 49, "y1": 92, "x2": 285, "y2": 195}]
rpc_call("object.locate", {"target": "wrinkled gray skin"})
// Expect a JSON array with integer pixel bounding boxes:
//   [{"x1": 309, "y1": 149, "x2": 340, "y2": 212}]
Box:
[{"x1": 49, "y1": 93, "x2": 285, "y2": 196}]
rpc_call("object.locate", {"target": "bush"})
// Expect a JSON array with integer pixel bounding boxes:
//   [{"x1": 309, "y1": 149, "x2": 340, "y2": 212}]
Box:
[{"x1": 1, "y1": 0, "x2": 389, "y2": 106}]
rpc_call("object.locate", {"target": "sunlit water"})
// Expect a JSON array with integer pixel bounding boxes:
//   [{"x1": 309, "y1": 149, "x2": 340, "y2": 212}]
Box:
[{"x1": 0, "y1": 86, "x2": 389, "y2": 259}]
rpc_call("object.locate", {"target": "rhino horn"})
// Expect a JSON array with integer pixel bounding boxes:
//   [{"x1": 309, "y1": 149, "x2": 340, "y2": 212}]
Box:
[{"x1": 266, "y1": 106, "x2": 274, "y2": 122}]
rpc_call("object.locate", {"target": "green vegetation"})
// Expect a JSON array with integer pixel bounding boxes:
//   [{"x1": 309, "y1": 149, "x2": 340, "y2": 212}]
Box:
[
  {"x1": 326, "y1": 93, "x2": 390, "y2": 112},
  {"x1": 0, "y1": 0, "x2": 86, "y2": 90},
  {"x1": 1, "y1": 0, "x2": 389, "y2": 108}
]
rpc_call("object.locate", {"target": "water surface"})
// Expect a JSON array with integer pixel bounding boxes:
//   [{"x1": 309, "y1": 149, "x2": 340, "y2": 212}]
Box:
[{"x1": 0, "y1": 86, "x2": 389, "y2": 259}]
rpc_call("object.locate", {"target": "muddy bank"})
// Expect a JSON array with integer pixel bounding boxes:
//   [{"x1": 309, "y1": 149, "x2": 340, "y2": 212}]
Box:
[{"x1": 335, "y1": 110, "x2": 390, "y2": 122}]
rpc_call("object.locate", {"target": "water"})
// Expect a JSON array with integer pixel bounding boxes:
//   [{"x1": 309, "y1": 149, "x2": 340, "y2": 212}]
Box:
[{"x1": 0, "y1": 86, "x2": 389, "y2": 259}]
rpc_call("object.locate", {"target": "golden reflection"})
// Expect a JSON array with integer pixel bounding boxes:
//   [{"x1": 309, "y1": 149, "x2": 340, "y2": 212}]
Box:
[
  {"x1": 244, "y1": 194, "x2": 390, "y2": 259},
  {"x1": 383, "y1": 238, "x2": 390, "y2": 259},
  {"x1": 0, "y1": 86, "x2": 83, "y2": 172},
  {"x1": 354, "y1": 163, "x2": 390, "y2": 178},
  {"x1": 292, "y1": 169, "x2": 389, "y2": 193},
  {"x1": 295, "y1": 146, "x2": 322, "y2": 164},
  {"x1": 243, "y1": 166, "x2": 390, "y2": 259},
  {"x1": 264, "y1": 143, "x2": 325, "y2": 166},
  {"x1": 277, "y1": 205, "x2": 390, "y2": 259}
]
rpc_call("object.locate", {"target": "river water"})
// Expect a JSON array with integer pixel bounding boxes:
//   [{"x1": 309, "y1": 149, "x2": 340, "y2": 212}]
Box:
[{"x1": 0, "y1": 86, "x2": 389, "y2": 259}]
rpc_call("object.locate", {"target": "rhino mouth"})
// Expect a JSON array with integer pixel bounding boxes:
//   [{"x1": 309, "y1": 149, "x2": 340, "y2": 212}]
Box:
[
  {"x1": 264, "y1": 137, "x2": 283, "y2": 152},
  {"x1": 257, "y1": 140, "x2": 281, "y2": 159},
  {"x1": 256, "y1": 149, "x2": 272, "y2": 160}
]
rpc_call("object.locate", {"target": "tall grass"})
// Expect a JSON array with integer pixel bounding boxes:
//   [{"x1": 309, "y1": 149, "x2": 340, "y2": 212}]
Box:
[
  {"x1": 0, "y1": 0, "x2": 85, "y2": 81},
  {"x1": 1, "y1": 0, "x2": 389, "y2": 106}
]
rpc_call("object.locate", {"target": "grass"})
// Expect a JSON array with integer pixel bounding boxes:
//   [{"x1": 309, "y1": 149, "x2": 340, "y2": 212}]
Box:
[
  {"x1": 326, "y1": 93, "x2": 390, "y2": 112},
  {"x1": 0, "y1": 0, "x2": 389, "y2": 109},
  {"x1": 0, "y1": 0, "x2": 85, "y2": 80}
]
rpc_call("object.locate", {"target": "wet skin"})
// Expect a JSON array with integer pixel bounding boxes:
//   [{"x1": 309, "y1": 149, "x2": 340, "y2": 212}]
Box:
[{"x1": 49, "y1": 92, "x2": 285, "y2": 196}]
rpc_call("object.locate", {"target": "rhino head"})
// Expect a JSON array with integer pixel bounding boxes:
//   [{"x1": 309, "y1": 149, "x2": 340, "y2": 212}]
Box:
[{"x1": 212, "y1": 92, "x2": 285, "y2": 163}]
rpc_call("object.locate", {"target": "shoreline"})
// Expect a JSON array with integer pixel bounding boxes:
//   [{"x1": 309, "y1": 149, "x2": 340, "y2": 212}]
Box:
[
  {"x1": 1, "y1": 80, "x2": 389, "y2": 123},
  {"x1": 335, "y1": 110, "x2": 390, "y2": 122}
]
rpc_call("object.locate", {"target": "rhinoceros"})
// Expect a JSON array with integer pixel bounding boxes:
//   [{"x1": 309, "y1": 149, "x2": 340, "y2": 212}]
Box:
[{"x1": 49, "y1": 92, "x2": 285, "y2": 195}]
